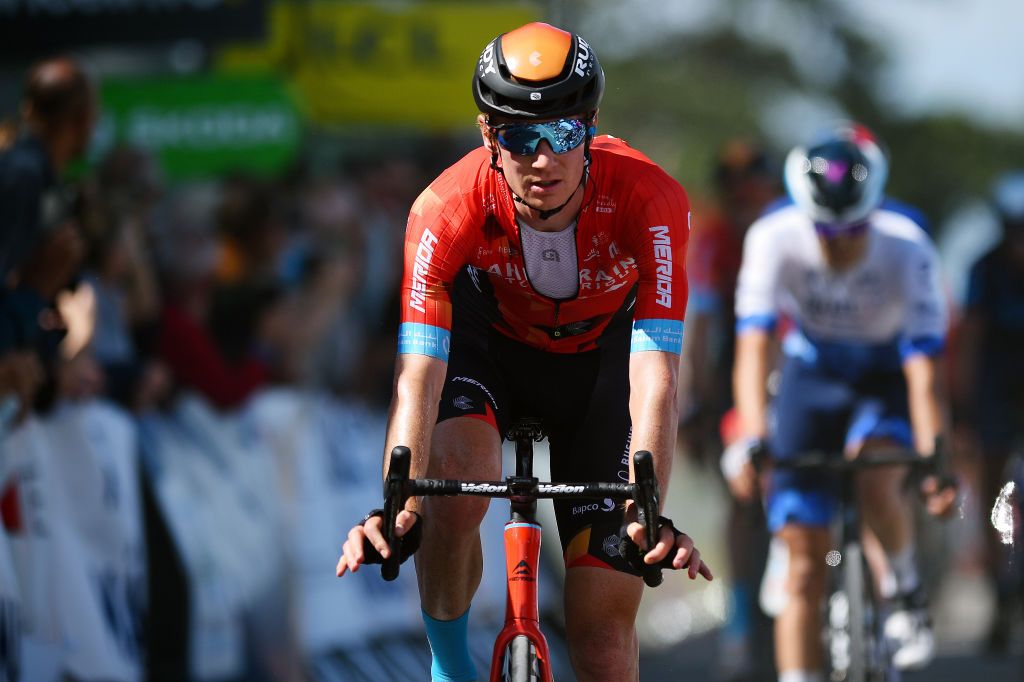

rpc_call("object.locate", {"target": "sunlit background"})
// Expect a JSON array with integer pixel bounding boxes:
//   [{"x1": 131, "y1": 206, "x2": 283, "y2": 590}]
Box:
[{"x1": 0, "y1": 1, "x2": 1022, "y2": 680}]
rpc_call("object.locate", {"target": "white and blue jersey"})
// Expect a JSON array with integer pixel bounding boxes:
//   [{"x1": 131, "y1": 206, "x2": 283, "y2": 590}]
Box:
[
  {"x1": 736, "y1": 202, "x2": 947, "y2": 380},
  {"x1": 736, "y1": 202, "x2": 948, "y2": 531}
]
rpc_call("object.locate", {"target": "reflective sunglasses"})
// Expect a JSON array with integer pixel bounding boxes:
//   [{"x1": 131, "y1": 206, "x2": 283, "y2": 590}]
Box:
[{"x1": 491, "y1": 118, "x2": 592, "y2": 156}]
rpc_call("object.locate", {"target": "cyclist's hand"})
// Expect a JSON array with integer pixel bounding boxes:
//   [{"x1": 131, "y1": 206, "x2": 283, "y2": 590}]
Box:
[
  {"x1": 624, "y1": 513, "x2": 713, "y2": 581},
  {"x1": 335, "y1": 508, "x2": 420, "y2": 577},
  {"x1": 920, "y1": 474, "x2": 957, "y2": 518},
  {"x1": 720, "y1": 437, "x2": 761, "y2": 501}
]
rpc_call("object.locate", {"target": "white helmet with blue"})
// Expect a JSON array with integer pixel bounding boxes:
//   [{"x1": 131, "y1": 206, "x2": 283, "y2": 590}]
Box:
[{"x1": 784, "y1": 122, "x2": 889, "y2": 230}]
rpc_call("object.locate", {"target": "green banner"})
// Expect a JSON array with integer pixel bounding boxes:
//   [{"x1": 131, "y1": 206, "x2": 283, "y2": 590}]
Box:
[{"x1": 97, "y1": 75, "x2": 302, "y2": 180}]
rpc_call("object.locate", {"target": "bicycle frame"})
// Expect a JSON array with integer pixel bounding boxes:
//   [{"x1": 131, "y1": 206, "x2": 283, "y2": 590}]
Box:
[{"x1": 380, "y1": 418, "x2": 665, "y2": 682}]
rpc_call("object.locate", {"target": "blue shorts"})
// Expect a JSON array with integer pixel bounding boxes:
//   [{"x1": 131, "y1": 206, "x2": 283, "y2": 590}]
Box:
[{"x1": 766, "y1": 357, "x2": 913, "y2": 533}]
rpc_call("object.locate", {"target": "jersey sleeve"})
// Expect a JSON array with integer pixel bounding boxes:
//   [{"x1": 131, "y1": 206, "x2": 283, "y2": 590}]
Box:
[
  {"x1": 398, "y1": 182, "x2": 473, "y2": 362},
  {"x1": 627, "y1": 169, "x2": 691, "y2": 355},
  {"x1": 734, "y1": 218, "x2": 781, "y2": 334},
  {"x1": 899, "y1": 237, "x2": 948, "y2": 360}
]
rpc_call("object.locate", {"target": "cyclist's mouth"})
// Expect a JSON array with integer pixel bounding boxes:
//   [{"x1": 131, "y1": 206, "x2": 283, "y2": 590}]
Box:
[{"x1": 529, "y1": 179, "x2": 561, "y2": 194}]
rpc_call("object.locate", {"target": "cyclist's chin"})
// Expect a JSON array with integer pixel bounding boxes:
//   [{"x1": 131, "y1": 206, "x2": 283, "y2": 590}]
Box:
[{"x1": 519, "y1": 186, "x2": 569, "y2": 211}]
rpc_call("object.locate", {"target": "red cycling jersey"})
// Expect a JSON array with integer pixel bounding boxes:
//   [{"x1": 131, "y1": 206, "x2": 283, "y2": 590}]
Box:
[{"x1": 398, "y1": 135, "x2": 690, "y2": 359}]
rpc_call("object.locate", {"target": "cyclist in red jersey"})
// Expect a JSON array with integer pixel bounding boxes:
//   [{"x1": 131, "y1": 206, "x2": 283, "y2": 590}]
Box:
[{"x1": 336, "y1": 22, "x2": 711, "y2": 681}]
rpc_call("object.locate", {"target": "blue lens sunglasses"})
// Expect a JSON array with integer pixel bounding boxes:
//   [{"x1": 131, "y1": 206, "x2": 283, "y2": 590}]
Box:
[{"x1": 491, "y1": 118, "x2": 595, "y2": 156}]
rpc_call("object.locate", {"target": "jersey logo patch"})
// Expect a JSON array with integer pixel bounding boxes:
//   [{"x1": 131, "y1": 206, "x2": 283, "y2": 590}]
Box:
[
  {"x1": 409, "y1": 228, "x2": 439, "y2": 313},
  {"x1": 649, "y1": 225, "x2": 673, "y2": 308}
]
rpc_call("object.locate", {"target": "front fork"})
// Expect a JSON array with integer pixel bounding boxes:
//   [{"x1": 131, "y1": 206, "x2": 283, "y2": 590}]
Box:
[{"x1": 488, "y1": 519, "x2": 554, "y2": 682}]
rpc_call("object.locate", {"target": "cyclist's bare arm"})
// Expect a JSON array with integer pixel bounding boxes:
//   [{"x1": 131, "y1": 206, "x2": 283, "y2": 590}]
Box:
[
  {"x1": 727, "y1": 328, "x2": 771, "y2": 500},
  {"x1": 336, "y1": 353, "x2": 447, "y2": 576},
  {"x1": 625, "y1": 349, "x2": 712, "y2": 580},
  {"x1": 733, "y1": 328, "x2": 771, "y2": 440},
  {"x1": 902, "y1": 353, "x2": 957, "y2": 516}
]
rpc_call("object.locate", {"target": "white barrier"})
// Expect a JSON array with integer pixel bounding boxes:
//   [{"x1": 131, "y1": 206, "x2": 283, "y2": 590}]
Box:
[
  {"x1": 0, "y1": 389, "x2": 568, "y2": 681},
  {"x1": 1, "y1": 403, "x2": 145, "y2": 682}
]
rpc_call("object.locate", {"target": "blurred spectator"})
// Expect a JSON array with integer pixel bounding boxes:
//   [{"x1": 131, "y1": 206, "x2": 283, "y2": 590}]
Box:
[
  {"x1": 677, "y1": 140, "x2": 781, "y2": 681},
  {"x1": 78, "y1": 146, "x2": 170, "y2": 411},
  {"x1": 679, "y1": 139, "x2": 779, "y2": 459},
  {"x1": 954, "y1": 169, "x2": 1024, "y2": 652},
  {"x1": 0, "y1": 55, "x2": 95, "y2": 415},
  {"x1": 154, "y1": 187, "x2": 273, "y2": 411}
]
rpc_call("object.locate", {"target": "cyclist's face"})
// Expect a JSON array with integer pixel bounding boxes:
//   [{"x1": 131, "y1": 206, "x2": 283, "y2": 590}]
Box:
[{"x1": 481, "y1": 115, "x2": 589, "y2": 217}]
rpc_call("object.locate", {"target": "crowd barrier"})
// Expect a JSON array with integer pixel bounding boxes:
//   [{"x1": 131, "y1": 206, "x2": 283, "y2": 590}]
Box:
[{"x1": 0, "y1": 390, "x2": 567, "y2": 682}]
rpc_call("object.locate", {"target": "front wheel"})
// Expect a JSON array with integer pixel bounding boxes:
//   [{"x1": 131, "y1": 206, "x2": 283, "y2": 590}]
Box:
[
  {"x1": 830, "y1": 542, "x2": 891, "y2": 682},
  {"x1": 504, "y1": 635, "x2": 541, "y2": 682}
]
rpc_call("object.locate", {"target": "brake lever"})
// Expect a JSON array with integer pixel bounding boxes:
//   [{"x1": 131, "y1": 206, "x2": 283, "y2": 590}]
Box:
[
  {"x1": 632, "y1": 450, "x2": 664, "y2": 588},
  {"x1": 381, "y1": 446, "x2": 411, "y2": 581}
]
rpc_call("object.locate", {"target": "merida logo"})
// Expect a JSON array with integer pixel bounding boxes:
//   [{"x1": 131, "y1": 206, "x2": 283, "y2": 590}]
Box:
[
  {"x1": 649, "y1": 225, "x2": 672, "y2": 308},
  {"x1": 510, "y1": 559, "x2": 535, "y2": 582},
  {"x1": 409, "y1": 228, "x2": 439, "y2": 313}
]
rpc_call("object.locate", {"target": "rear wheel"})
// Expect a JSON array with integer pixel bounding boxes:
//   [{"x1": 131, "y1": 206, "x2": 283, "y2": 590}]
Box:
[{"x1": 505, "y1": 635, "x2": 540, "y2": 682}]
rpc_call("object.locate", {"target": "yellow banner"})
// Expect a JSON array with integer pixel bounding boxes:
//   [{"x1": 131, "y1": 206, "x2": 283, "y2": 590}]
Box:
[{"x1": 219, "y1": 2, "x2": 541, "y2": 129}]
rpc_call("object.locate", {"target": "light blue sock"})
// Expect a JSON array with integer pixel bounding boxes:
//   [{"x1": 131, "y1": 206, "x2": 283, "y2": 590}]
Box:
[{"x1": 422, "y1": 608, "x2": 477, "y2": 682}]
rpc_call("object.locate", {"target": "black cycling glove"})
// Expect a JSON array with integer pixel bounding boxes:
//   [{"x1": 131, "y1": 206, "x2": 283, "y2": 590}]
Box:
[
  {"x1": 618, "y1": 515, "x2": 688, "y2": 572},
  {"x1": 359, "y1": 509, "x2": 423, "y2": 565}
]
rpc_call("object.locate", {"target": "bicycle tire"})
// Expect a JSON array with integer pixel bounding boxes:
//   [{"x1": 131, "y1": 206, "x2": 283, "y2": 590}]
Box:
[
  {"x1": 505, "y1": 635, "x2": 540, "y2": 682},
  {"x1": 840, "y1": 541, "x2": 892, "y2": 682},
  {"x1": 843, "y1": 541, "x2": 867, "y2": 682}
]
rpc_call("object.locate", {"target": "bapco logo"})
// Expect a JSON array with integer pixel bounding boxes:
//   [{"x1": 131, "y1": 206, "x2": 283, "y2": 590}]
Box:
[
  {"x1": 453, "y1": 395, "x2": 473, "y2": 411},
  {"x1": 571, "y1": 498, "x2": 616, "y2": 515}
]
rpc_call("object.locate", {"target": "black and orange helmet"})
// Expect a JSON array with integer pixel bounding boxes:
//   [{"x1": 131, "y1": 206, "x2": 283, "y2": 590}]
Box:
[{"x1": 473, "y1": 22, "x2": 604, "y2": 121}]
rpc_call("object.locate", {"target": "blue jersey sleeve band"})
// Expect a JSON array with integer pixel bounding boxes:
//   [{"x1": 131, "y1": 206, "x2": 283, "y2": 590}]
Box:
[
  {"x1": 898, "y1": 335, "x2": 945, "y2": 361},
  {"x1": 736, "y1": 314, "x2": 777, "y2": 334},
  {"x1": 398, "y1": 322, "x2": 451, "y2": 361},
  {"x1": 631, "y1": 319, "x2": 684, "y2": 354}
]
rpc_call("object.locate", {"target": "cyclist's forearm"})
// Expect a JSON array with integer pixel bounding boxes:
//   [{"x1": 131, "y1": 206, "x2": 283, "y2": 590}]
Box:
[
  {"x1": 733, "y1": 330, "x2": 771, "y2": 438},
  {"x1": 629, "y1": 350, "x2": 679, "y2": 508},
  {"x1": 383, "y1": 353, "x2": 447, "y2": 510},
  {"x1": 903, "y1": 353, "x2": 948, "y2": 455}
]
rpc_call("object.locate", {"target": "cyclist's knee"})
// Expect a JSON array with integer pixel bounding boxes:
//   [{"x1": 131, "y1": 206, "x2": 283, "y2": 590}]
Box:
[
  {"x1": 787, "y1": 549, "x2": 827, "y2": 599},
  {"x1": 778, "y1": 526, "x2": 829, "y2": 599},
  {"x1": 424, "y1": 494, "x2": 490, "y2": 536},
  {"x1": 566, "y1": 616, "x2": 637, "y2": 680},
  {"x1": 563, "y1": 568, "x2": 642, "y2": 679}
]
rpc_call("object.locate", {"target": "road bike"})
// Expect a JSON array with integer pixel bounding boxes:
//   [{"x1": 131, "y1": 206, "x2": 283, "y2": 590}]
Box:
[
  {"x1": 376, "y1": 417, "x2": 668, "y2": 682},
  {"x1": 755, "y1": 444, "x2": 949, "y2": 682}
]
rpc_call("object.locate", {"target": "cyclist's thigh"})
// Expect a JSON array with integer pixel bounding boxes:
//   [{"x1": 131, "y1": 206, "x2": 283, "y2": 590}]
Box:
[
  {"x1": 540, "y1": 337, "x2": 638, "y2": 575},
  {"x1": 845, "y1": 371, "x2": 912, "y2": 453},
  {"x1": 846, "y1": 374, "x2": 914, "y2": 492},
  {"x1": 432, "y1": 315, "x2": 508, "y2": 477},
  {"x1": 767, "y1": 357, "x2": 855, "y2": 534}
]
